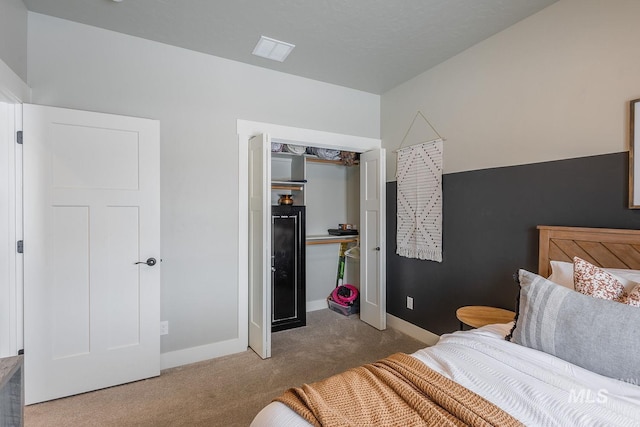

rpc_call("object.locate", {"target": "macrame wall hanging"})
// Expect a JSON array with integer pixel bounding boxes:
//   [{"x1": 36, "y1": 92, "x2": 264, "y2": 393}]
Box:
[{"x1": 395, "y1": 111, "x2": 444, "y2": 262}]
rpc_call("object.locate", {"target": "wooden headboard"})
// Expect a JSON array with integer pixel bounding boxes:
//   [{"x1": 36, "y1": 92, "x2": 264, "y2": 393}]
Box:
[{"x1": 538, "y1": 225, "x2": 640, "y2": 277}]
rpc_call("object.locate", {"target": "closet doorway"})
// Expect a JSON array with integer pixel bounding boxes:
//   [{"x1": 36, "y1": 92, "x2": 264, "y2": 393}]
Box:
[{"x1": 238, "y1": 120, "x2": 385, "y2": 359}]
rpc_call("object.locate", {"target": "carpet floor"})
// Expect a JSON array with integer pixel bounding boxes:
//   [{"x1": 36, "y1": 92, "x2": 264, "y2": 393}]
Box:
[{"x1": 24, "y1": 309, "x2": 428, "y2": 426}]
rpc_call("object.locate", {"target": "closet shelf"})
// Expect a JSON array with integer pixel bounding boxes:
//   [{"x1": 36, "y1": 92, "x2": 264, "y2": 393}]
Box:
[
  {"x1": 273, "y1": 151, "x2": 358, "y2": 166},
  {"x1": 271, "y1": 180, "x2": 305, "y2": 191},
  {"x1": 272, "y1": 184, "x2": 303, "y2": 191},
  {"x1": 306, "y1": 157, "x2": 359, "y2": 166},
  {"x1": 306, "y1": 235, "x2": 359, "y2": 245}
]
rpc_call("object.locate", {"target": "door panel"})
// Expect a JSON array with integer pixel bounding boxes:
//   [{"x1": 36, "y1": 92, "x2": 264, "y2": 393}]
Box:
[
  {"x1": 51, "y1": 124, "x2": 139, "y2": 190},
  {"x1": 360, "y1": 149, "x2": 386, "y2": 330},
  {"x1": 248, "y1": 133, "x2": 271, "y2": 359},
  {"x1": 106, "y1": 206, "x2": 140, "y2": 349},
  {"x1": 51, "y1": 206, "x2": 90, "y2": 359},
  {"x1": 23, "y1": 104, "x2": 160, "y2": 404}
]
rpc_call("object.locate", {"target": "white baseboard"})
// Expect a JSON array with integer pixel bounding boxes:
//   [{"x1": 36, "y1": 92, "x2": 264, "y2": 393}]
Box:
[
  {"x1": 160, "y1": 338, "x2": 247, "y2": 370},
  {"x1": 161, "y1": 299, "x2": 332, "y2": 370},
  {"x1": 306, "y1": 299, "x2": 328, "y2": 312},
  {"x1": 159, "y1": 311, "x2": 439, "y2": 370},
  {"x1": 386, "y1": 314, "x2": 440, "y2": 346}
]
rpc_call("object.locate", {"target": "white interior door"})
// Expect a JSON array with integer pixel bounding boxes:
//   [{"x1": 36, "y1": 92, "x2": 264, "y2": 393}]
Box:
[
  {"x1": 360, "y1": 148, "x2": 386, "y2": 330},
  {"x1": 23, "y1": 104, "x2": 161, "y2": 404},
  {"x1": 248, "y1": 133, "x2": 272, "y2": 359}
]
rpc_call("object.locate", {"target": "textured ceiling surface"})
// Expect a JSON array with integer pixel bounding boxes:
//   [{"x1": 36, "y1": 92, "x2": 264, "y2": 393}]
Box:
[{"x1": 22, "y1": 0, "x2": 558, "y2": 94}]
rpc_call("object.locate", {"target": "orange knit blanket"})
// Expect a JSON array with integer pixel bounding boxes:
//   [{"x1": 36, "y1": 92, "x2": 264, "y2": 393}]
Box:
[{"x1": 275, "y1": 353, "x2": 523, "y2": 427}]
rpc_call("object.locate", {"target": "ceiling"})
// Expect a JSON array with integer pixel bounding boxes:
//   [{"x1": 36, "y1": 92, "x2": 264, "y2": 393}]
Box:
[{"x1": 22, "y1": 0, "x2": 558, "y2": 94}]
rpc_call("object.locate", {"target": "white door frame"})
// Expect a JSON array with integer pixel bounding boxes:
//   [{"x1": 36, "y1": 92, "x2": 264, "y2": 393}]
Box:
[
  {"x1": 0, "y1": 102, "x2": 20, "y2": 358},
  {"x1": 0, "y1": 58, "x2": 29, "y2": 358},
  {"x1": 237, "y1": 119, "x2": 382, "y2": 352}
]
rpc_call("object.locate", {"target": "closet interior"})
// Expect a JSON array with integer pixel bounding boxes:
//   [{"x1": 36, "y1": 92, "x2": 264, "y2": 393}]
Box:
[{"x1": 270, "y1": 145, "x2": 360, "y2": 331}]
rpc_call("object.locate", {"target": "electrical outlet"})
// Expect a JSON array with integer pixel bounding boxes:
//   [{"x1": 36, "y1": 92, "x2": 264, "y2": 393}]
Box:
[
  {"x1": 407, "y1": 296, "x2": 414, "y2": 310},
  {"x1": 160, "y1": 321, "x2": 169, "y2": 336}
]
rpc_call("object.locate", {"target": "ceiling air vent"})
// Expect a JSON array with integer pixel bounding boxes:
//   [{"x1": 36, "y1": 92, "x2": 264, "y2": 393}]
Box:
[{"x1": 252, "y1": 36, "x2": 295, "y2": 62}]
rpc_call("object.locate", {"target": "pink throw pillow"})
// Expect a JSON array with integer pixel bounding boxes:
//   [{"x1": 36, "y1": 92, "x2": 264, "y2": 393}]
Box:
[
  {"x1": 573, "y1": 257, "x2": 626, "y2": 301},
  {"x1": 624, "y1": 284, "x2": 640, "y2": 307}
]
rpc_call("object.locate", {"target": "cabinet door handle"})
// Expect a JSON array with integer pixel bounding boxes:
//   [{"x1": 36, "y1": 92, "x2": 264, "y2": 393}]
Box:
[{"x1": 374, "y1": 247, "x2": 380, "y2": 251}]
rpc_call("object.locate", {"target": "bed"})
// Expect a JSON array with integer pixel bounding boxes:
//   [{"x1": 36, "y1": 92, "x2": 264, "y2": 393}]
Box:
[{"x1": 251, "y1": 226, "x2": 640, "y2": 426}]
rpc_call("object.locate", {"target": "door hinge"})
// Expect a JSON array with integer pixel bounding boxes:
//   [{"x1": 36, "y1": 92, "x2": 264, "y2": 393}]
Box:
[
  {"x1": 17, "y1": 240, "x2": 23, "y2": 254},
  {"x1": 16, "y1": 131, "x2": 23, "y2": 145}
]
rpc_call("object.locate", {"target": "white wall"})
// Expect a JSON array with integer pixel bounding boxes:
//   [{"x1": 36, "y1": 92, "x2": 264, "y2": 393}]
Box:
[
  {"x1": 0, "y1": 0, "x2": 30, "y2": 102},
  {"x1": 26, "y1": 12, "x2": 380, "y2": 363},
  {"x1": 0, "y1": 0, "x2": 28, "y2": 83},
  {"x1": 382, "y1": 0, "x2": 640, "y2": 179},
  {"x1": 305, "y1": 162, "x2": 360, "y2": 306}
]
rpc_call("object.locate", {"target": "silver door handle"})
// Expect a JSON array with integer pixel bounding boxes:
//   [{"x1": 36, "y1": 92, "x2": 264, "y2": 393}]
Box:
[{"x1": 135, "y1": 257, "x2": 157, "y2": 266}]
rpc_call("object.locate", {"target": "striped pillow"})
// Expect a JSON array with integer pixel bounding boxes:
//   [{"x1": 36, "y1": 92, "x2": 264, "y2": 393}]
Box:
[{"x1": 508, "y1": 270, "x2": 640, "y2": 384}]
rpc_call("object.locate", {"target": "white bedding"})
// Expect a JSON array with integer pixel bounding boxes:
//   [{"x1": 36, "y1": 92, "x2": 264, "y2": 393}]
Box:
[{"x1": 251, "y1": 323, "x2": 640, "y2": 426}]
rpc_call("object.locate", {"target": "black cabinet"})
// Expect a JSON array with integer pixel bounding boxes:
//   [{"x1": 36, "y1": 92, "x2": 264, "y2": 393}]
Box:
[{"x1": 271, "y1": 205, "x2": 306, "y2": 332}]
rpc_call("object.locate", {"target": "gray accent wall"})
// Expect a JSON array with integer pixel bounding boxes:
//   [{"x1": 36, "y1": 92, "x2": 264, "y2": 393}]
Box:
[{"x1": 386, "y1": 152, "x2": 640, "y2": 335}]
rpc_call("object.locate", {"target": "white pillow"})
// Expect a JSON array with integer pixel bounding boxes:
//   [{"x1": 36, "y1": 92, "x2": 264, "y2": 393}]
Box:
[
  {"x1": 547, "y1": 260, "x2": 640, "y2": 293},
  {"x1": 547, "y1": 260, "x2": 574, "y2": 289}
]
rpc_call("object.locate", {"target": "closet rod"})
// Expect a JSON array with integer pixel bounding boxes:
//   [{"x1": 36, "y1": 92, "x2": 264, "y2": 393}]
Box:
[{"x1": 271, "y1": 184, "x2": 303, "y2": 191}]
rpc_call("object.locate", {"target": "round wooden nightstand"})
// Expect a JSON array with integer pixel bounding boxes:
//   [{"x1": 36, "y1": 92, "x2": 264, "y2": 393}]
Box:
[{"x1": 456, "y1": 306, "x2": 515, "y2": 330}]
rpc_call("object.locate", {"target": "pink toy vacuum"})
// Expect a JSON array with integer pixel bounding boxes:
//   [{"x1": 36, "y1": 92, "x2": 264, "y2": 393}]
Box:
[{"x1": 327, "y1": 242, "x2": 360, "y2": 316}]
